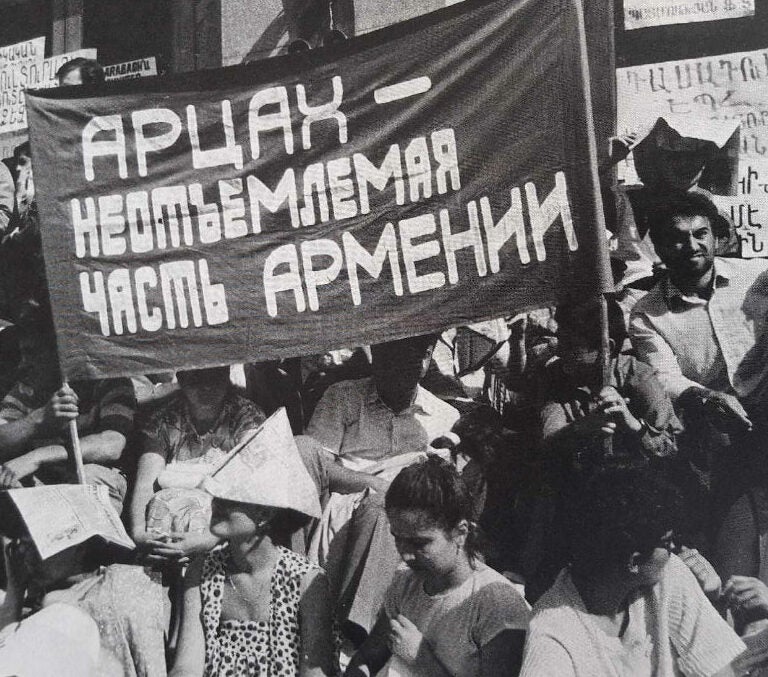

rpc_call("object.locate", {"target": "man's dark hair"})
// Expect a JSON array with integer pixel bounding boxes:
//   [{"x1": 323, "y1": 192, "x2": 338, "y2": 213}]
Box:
[
  {"x1": 564, "y1": 467, "x2": 683, "y2": 577},
  {"x1": 555, "y1": 296, "x2": 627, "y2": 356},
  {"x1": 56, "y1": 57, "x2": 105, "y2": 86},
  {"x1": 386, "y1": 454, "x2": 483, "y2": 561},
  {"x1": 645, "y1": 190, "x2": 728, "y2": 243}
]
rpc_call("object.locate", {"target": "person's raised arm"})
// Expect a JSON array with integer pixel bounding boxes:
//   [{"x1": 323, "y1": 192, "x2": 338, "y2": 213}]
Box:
[
  {"x1": 169, "y1": 556, "x2": 206, "y2": 677},
  {"x1": 299, "y1": 569, "x2": 337, "y2": 677}
]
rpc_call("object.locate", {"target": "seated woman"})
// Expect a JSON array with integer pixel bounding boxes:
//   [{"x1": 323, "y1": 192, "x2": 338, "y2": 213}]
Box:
[
  {"x1": 129, "y1": 366, "x2": 265, "y2": 564},
  {"x1": 170, "y1": 428, "x2": 337, "y2": 677},
  {"x1": 345, "y1": 455, "x2": 530, "y2": 677},
  {"x1": 0, "y1": 533, "x2": 165, "y2": 676},
  {"x1": 520, "y1": 467, "x2": 747, "y2": 676}
]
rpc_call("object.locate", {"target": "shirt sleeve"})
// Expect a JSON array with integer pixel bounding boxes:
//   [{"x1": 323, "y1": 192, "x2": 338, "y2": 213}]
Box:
[
  {"x1": 93, "y1": 378, "x2": 137, "y2": 437},
  {"x1": 519, "y1": 633, "x2": 576, "y2": 677},
  {"x1": 471, "y1": 579, "x2": 531, "y2": 646},
  {"x1": 629, "y1": 308, "x2": 701, "y2": 401},
  {"x1": 230, "y1": 396, "x2": 266, "y2": 444},
  {"x1": 666, "y1": 555, "x2": 746, "y2": 676},
  {"x1": 624, "y1": 359, "x2": 682, "y2": 459},
  {"x1": 383, "y1": 569, "x2": 410, "y2": 621},
  {"x1": 305, "y1": 382, "x2": 349, "y2": 454}
]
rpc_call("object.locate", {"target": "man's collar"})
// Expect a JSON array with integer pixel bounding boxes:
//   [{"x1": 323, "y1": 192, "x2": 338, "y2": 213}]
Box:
[{"x1": 663, "y1": 258, "x2": 730, "y2": 304}]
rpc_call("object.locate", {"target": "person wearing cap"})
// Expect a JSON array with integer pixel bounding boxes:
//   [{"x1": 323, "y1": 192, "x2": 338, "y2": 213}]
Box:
[
  {"x1": 629, "y1": 190, "x2": 768, "y2": 584},
  {"x1": 170, "y1": 423, "x2": 337, "y2": 677}
]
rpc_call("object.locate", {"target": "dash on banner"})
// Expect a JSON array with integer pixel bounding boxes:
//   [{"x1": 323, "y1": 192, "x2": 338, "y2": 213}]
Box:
[{"x1": 374, "y1": 76, "x2": 432, "y2": 104}]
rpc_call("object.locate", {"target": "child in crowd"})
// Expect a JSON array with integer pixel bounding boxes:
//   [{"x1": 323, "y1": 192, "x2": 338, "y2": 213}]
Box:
[{"x1": 345, "y1": 455, "x2": 530, "y2": 677}]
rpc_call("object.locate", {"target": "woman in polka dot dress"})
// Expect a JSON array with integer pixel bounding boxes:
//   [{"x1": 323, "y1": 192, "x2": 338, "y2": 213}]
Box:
[{"x1": 169, "y1": 414, "x2": 337, "y2": 677}]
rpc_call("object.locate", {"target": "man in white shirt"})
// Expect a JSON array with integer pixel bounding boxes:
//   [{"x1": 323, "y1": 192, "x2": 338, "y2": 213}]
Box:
[
  {"x1": 307, "y1": 334, "x2": 459, "y2": 472},
  {"x1": 629, "y1": 190, "x2": 768, "y2": 582}
]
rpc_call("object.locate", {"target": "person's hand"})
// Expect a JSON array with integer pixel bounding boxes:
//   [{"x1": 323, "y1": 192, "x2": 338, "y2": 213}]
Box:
[
  {"x1": 596, "y1": 386, "x2": 643, "y2": 434},
  {"x1": 0, "y1": 465, "x2": 21, "y2": 489},
  {"x1": 37, "y1": 384, "x2": 79, "y2": 432},
  {"x1": 724, "y1": 576, "x2": 768, "y2": 617},
  {"x1": 573, "y1": 408, "x2": 617, "y2": 438},
  {"x1": 389, "y1": 615, "x2": 425, "y2": 664},
  {"x1": 678, "y1": 546, "x2": 721, "y2": 601},
  {"x1": 704, "y1": 392, "x2": 752, "y2": 433},
  {"x1": 136, "y1": 530, "x2": 217, "y2": 566},
  {"x1": 608, "y1": 133, "x2": 638, "y2": 164}
]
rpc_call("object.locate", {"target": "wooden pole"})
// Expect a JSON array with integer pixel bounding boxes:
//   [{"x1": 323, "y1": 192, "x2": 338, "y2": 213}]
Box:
[
  {"x1": 597, "y1": 294, "x2": 613, "y2": 457},
  {"x1": 63, "y1": 381, "x2": 86, "y2": 484}
]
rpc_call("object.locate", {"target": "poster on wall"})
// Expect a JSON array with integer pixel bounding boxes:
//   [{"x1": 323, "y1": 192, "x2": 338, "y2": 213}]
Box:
[
  {"x1": 623, "y1": 0, "x2": 754, "y2": 30},
  {"x1": 104, "y1": 56, "x2": 158, "y2": 81},
  {"x1": 0, "y1": 45, "x2": 96, "y2": 136},
  {"x1": 617, "y1": 48, "x2": 768, "y2": 256},
  {"x1": 0, "y1": 37, "x2": 46, "y2": 134}
]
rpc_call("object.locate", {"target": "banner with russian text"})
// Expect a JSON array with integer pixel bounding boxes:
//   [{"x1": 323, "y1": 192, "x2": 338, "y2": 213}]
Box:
[{"x1": 26, "y1": 0, "x2": 611, "y2": 380}]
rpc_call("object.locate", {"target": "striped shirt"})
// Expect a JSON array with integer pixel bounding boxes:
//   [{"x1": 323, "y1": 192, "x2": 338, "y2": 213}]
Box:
[{"x1": 0, "y1": 377, "x2": 137, "y2": 441}]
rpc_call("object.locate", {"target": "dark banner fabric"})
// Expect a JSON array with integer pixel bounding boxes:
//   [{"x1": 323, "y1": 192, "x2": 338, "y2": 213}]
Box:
[{"x1": 27, "y1": 0, "x2": 610, "y2": 380}]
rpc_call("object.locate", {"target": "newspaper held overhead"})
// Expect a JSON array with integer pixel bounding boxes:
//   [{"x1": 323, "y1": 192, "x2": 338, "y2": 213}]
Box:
[
  {"x1": 5, "y1": 484, "x2": 134, "y2": 560},
  {"x1": 623, "y1": 0, "x2": 754, "y2": 30},
  {"x1": 617, "y1": 48, "x2": 768, "y2": 257}
]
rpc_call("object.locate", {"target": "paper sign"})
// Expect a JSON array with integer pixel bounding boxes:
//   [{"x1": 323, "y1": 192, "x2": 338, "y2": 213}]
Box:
[
  {"x1": 617, "y1": 48, "x2": 768, "y2": 256},
  {"x1": 624, "y1": 0, "x2": 754, "y2": 30},
  {"x1": 104, "y1": 56, "x2": 158, "y2": 81}
]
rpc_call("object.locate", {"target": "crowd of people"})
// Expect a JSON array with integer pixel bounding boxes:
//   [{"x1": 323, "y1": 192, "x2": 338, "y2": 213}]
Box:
[{"x1": 0, "y1": 56, "x2": 765, "y2": 677}]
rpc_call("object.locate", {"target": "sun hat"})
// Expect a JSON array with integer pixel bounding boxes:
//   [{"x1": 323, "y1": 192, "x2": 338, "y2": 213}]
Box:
[{"x1": 203, "y1": 408, "x2": 321, "y2": 519}]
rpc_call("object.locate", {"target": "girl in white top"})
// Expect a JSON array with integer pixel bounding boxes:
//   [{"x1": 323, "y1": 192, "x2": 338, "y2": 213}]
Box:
[{"x1": 345, "y1": 455, "x2": 530, "y2": 677}]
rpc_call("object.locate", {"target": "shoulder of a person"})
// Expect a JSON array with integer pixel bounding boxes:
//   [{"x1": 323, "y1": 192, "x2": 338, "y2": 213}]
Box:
[
  {"x1": 470, "y1": 565, "x2": 531, "y2": 613},
  {"x1": 321, "y1": 376, "x2": 371, "y2": 403},
  {"x1": 629, "y1": 282, "x2": 667, "y2": 319},
  {"x1": 416, "y1": 384, "x2": 459, "y2": 416}
]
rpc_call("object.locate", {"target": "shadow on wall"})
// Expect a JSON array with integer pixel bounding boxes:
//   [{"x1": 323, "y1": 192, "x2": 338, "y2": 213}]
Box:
[{"x1": 242, "y1": 0, "x2": 355, "y2": 62}]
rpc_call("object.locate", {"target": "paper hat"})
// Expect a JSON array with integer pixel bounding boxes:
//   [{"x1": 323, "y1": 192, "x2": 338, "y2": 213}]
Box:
[{"x1": 203, "y1": 408, "x2": 321, "y2": 519}]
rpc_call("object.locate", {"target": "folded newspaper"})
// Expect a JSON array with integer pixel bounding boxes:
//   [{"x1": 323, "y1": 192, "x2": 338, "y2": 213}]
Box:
[{"x1": 3, "y1": 484, "x2": 134, "y2": 560}]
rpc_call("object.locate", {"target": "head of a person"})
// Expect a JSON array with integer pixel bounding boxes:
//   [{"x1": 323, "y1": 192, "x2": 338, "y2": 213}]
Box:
[
  {"x1": 565, "y1": 467, "x2": 682, "y2": 586},
  {"x1": 385, "y1": 455, "x2": 480, "y2": 575},
  {"x1": 177, "y1": 366, "x2": 230, "y2": 407},
  {"x1": 13, "y1": 141, "x2": 31, "y2": 175},
  {"x1": 370, "y1": 334, "x2": 437, "y2": 411},
  {"x1": 452, "y1": 404, "x2": 511, "y2": 470},
  {"x1": 555, "y1": 296, "x2": 626, "y2": 383},
  {"x1": 209, "y1": 497, "x2": 307, "y2": 544},
  {"x1": 646, "y1": 191, "x2": 725, "y2": 281},
  {"x1": 56, "y1": 58, "x2": 104, "y2": 87}
]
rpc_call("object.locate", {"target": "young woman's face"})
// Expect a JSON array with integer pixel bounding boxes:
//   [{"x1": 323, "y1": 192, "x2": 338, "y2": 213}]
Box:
[
  {"x1": 387, "y1": 508, "x2": 465, "y2": 576},
  {"x1": 209, "y1": 498, "x2": 274, "y2": 541}
]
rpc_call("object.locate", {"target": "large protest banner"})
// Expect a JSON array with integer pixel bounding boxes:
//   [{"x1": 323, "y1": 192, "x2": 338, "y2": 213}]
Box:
[
  {"x1": 26, "y1": 0, "x2": 611, "y2": 380},
  {"x1": 617, "y1": 48, "x2": 768, "y2": 256}
]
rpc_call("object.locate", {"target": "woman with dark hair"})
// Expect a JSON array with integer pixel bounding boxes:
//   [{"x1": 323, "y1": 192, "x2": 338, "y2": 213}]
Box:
[
  {"x1": 521, "y1": 468, "x2": 747, "y2": 676},
  {"x1": 170, "y1": 427, "x2": 337, "y2": 677},
  {"x1": 345, "y1": 455, "x2": 530, "y2": 677}
]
